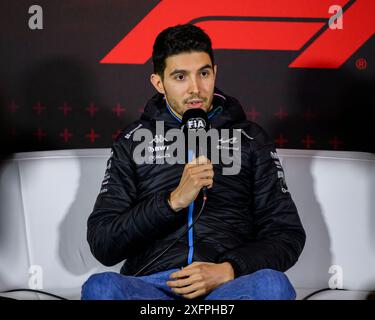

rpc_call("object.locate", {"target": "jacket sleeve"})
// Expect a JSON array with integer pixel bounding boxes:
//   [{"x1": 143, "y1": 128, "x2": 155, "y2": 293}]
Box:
[
  {"x1": 87, "y1": 133, "x2": 181, "y2": 267},
  {"x1": 216, "y1": 127, "x2": 306, "y2": 277}
]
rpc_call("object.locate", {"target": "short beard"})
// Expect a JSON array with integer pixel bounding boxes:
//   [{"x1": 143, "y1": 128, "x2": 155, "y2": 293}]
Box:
[{"x1": 164, "y1": 90, "x2": 183, "y2": 117}]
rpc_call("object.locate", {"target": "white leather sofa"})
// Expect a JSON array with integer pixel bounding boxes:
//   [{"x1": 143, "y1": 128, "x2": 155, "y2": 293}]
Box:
[{"x1": 0, "y1": 148, "x2": 374, "y2": 300}]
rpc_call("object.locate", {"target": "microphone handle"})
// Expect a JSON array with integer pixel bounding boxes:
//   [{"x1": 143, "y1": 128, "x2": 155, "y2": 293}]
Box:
[
  {"x1": 198, "y1": 148, "x2": 209, "y2": 200},
  {"x1": 188, "y1": 149, "x2": 209, "y2": 200}
]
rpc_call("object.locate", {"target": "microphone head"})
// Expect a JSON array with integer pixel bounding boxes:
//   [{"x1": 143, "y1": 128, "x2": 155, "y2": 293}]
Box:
[{"x1": 181, "y1": 108, "x2": 209, "y2": 132}]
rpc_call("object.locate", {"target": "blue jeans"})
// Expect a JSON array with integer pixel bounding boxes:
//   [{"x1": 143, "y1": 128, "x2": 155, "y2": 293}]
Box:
[{"x1": 81, "y1": 268, "x2": 296, "y2": 300}]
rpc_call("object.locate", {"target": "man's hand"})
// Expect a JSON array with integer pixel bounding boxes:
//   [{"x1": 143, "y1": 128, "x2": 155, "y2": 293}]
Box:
[
  {"x1": 168, "y1": 156, "x2": 214, "y2": 212},
  {"x1": 166, "y1": 261, "x2": 235, "y2": 299}
]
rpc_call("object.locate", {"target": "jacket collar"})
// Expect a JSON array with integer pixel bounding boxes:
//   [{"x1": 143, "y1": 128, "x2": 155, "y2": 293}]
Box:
[{"x1": 140, "y1": 87, "x2": 246, "y2": 129}]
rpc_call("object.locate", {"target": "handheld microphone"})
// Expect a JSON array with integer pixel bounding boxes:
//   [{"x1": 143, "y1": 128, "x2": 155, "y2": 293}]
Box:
[{"x1": 181, "y1": 108, "x2": 210, "y2": 199}]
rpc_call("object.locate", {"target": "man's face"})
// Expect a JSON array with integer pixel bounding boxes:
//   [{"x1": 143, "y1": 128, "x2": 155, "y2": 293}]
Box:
[{"x1": 151, "y1": 51, "x2": 217, "y2": 117}]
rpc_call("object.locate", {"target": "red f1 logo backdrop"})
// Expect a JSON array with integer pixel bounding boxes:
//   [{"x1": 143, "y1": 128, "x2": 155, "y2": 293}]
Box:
[{"x1": 101, "y1": 0, "x2": 374, "y2": 68}]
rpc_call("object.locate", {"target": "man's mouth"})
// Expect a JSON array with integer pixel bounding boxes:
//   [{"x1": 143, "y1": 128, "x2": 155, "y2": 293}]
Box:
[{"x1": 186, "y1": 100, "x2": 204, "y2": 109}]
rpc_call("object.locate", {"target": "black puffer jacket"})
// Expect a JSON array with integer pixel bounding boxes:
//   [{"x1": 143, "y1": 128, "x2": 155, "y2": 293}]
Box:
[{"x1": 87, "y1": 87, "x2": 306, "y2": 277}]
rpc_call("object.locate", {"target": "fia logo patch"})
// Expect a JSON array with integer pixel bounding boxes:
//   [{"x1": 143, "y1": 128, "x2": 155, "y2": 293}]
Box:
[{"x1": 187, "y1": 118, "x2": 206, "y2": 130}]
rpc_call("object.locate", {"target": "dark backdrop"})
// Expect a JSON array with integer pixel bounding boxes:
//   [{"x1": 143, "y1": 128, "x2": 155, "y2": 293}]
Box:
[{"x1": 1, "y1": 0, "x2": 374, "y2": 157}]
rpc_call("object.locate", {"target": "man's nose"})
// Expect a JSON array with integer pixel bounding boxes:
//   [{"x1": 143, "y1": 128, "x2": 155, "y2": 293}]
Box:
[{"x1": 188, "y1": 76, "x2": 201, "y2": 95}]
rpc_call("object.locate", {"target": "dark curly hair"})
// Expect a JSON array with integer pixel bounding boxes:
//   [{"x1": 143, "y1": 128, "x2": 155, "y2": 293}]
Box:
[{"x1": 152, "y1": 24, "x2": 214, "y2": 79}]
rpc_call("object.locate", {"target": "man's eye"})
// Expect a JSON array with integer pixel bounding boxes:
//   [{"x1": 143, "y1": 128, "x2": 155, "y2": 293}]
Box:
[
  {"x1": 175, "y1": 74, "x2": 184, "y2": 81},
  {"x1": 201, "y1": 71, "x2": 209, "y2": 77}
]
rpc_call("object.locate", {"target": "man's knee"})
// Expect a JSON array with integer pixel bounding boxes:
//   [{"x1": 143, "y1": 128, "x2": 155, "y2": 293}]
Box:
[
  {"x1": 81, "y1": 272, "x2": 121, "y2": 300},
  {"x1": 250, "y1": 268, "x2": 296, "y2": 300}
]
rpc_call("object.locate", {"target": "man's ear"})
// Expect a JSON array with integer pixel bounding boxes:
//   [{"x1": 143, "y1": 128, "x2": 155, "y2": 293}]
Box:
[
  {"x1": 213, "y1": 64, "x2": 217, "y2": 78},
  {"x1": 150, "y1": 73, "x2": 165, "y2": 94}
]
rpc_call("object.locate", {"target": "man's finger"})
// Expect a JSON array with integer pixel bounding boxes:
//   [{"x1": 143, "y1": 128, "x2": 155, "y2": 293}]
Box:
[
  {"x1": 182, "y1": 262, "x2": 204, "y2": 270},
  {"x1": 167, "y1": 273, "x2": 201, "y2": 288},
  {"x1": 171, "y1": 282, "x2": 202, "y2": 295},
  {"x1": 170, "y1": 267, "x2": 200, "y2": 279},
  {"x1": 183, "y1": 289, "x2": 206, "y2": 300},
  {"x1": 190, "y1": 155, "x2": 210, "y2": 165}
]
